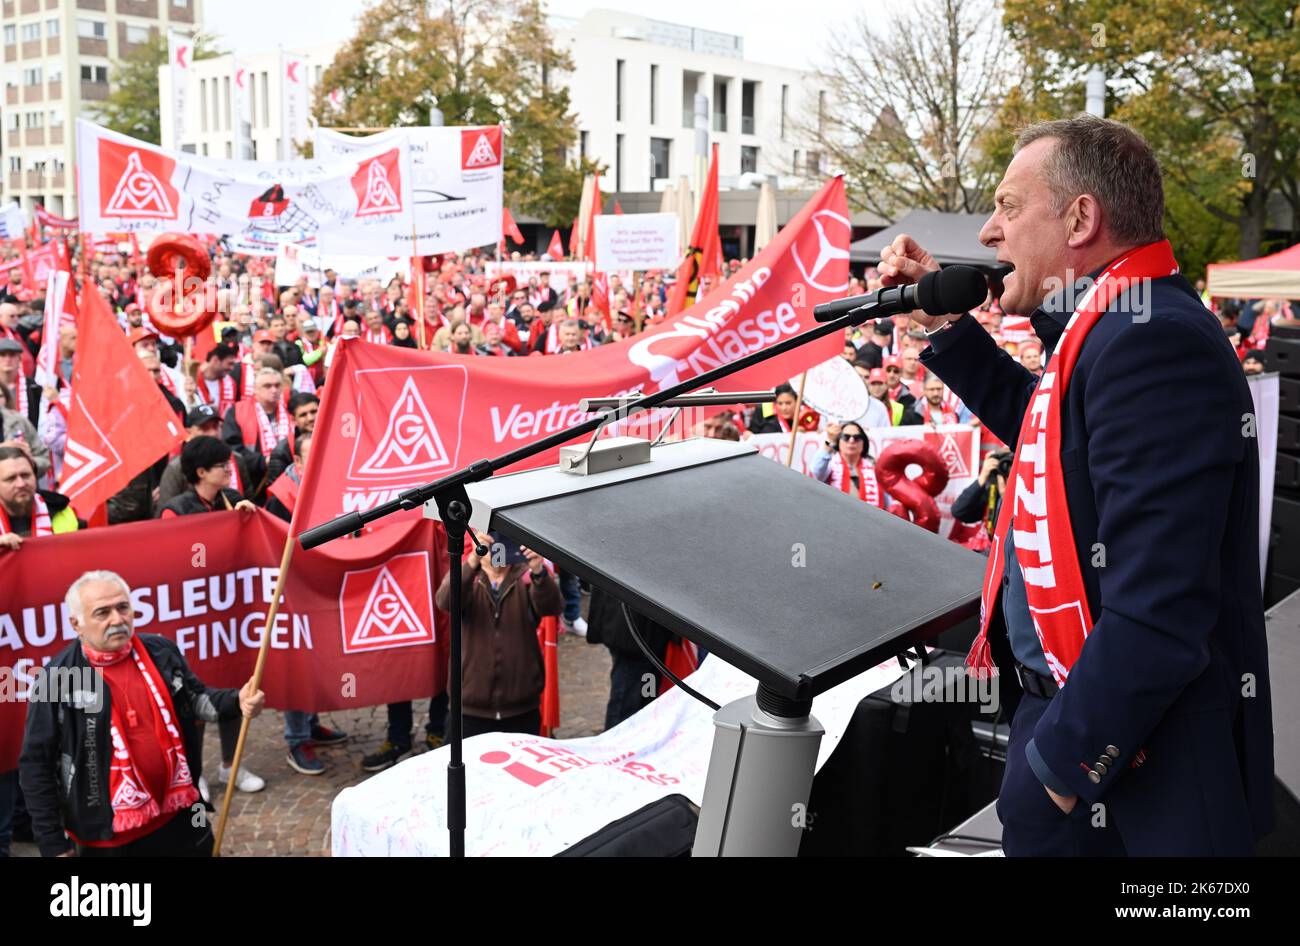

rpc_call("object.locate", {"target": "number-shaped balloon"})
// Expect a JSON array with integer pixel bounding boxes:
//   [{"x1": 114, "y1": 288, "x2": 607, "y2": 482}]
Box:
[{"x1": 875, "y1": 439, "x2": 950, "y2": 533}]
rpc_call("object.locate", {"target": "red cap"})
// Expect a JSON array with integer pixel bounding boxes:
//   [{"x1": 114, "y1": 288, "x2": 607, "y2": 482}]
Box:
[
  {"x1": 126, "y1": 327, "x2": 159, "y2": 346},
  {"x1": 253, "y1": 330, "x2": 274, "y2": 344},
  {"x1": 125, "y1": 302, "x2": 141, "y2": 313},
  {"x1": 868, "y1": 368, "x2": 888, "y2": 383},
  {"x1": 883, "y1": 355, "x2": 902, "y2": 369},
  {"x1": 1018, "y1": 339, "x2": 1043, "y2": 355}
]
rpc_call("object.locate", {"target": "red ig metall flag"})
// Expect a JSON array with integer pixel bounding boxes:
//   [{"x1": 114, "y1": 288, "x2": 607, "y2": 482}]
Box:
[{"x1": 60, "y1": 288, "x2": 183, "y2": 517}]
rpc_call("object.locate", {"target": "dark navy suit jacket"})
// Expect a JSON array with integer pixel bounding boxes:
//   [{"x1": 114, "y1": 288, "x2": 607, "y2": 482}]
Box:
[{"x1": 921, "y1": 271, "x2": 1274, "y2": 855}]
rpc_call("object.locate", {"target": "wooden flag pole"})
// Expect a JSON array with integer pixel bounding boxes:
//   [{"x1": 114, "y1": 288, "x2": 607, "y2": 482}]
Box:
[
  {"x1": 786, "y1": 371, "x2": 808, "y2": 468},
  {"x1": 412, "y1": 222, "x2": 427, "y2": 350},
  {"x1": 211, "y1": 532, "x2": 295, "y2": 857}
]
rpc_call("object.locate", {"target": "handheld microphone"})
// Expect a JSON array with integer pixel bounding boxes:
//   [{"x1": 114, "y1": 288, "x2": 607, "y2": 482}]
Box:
[{"x1": 813, "y1": 265, "x2": 988, "y2": 323}]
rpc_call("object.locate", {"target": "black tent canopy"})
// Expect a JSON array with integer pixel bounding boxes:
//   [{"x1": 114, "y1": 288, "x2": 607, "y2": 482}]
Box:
[{"x1": 850, "y1": 209, "x2": 1009, "y2": 274}]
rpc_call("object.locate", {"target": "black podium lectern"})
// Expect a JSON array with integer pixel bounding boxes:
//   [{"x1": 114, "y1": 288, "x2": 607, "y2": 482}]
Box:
[{"x1": 425, "y1": 437, "x2": 986, "y2": 856}]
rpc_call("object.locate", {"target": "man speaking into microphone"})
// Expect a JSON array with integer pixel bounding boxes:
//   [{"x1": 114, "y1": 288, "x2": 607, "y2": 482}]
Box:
[{"x1": 878, "y1": 115, "x2": 1273, "y2": 856}]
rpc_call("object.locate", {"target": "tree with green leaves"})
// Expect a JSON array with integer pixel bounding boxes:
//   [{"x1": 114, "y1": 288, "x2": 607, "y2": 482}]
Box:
[
  {"x1": 1003, "y1": 0, "x2": 1300, "y2": 267},
  {"x1": 94, "y1": 31, "x2": 221, "y2": 144},
  {"x1": 314, "y1": 0, "x2": 598, "y2": 226}
]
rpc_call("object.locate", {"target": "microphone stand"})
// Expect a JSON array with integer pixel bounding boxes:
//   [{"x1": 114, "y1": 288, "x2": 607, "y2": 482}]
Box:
[{"x1": 298, "y1": 302, "x2": 886, "y2": 857}]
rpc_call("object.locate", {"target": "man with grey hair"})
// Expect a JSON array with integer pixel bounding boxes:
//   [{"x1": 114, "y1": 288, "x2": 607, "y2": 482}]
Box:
[
  {"x1": 19, "y1": 571, "x2": 265, "y2": 856},
  {"x1": 879, "y1": 115, "x2": 1271, "y2": 856},
  {"x1": 221, "y1": 365, "x2": 290, "y2": 504}
]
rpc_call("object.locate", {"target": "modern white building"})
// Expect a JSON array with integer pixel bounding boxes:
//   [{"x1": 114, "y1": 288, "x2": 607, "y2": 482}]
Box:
[
  {"x1": 157, "y1": 43, "x2": 336, "y2": 160},
  {"x1": 552, "y1": 9, "x2": 826, "y2": 192},
  {"x1": 1, "y1": 0, "x2": 203, "y2": 216}
]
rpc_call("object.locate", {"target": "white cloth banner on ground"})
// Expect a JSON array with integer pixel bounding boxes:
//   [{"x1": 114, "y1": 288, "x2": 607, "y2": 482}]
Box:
[
  {"x1": 314, "y1": 125, "x2": 504, "y2": 254},
  {"x1": 75, "y1": 120, "x2": 415, "y2": 257},
  {"x1": 332, "y1": 654, "x2": 909, "y2": 856},
  {"x1": 751, "y1": 423, "x2": 979, "y2": 538},
  {"x1": 1249, "y1": 371, "x2": 1279, "y2": 592}
]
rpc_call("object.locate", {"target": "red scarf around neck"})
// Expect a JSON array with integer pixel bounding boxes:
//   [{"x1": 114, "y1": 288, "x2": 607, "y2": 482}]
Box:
[
  {"x1": 968, "y1": 240, "x2": 1179, "y2": 686},
  {"x1": 88, "y1": 635, "x2": 200, "y2": 834},
  {"x1": 0, "y1": 493, "x2": 51, "y2": 536},
  {"x1": 833, "y1": 453, "x2": 882, "y2": 507}
]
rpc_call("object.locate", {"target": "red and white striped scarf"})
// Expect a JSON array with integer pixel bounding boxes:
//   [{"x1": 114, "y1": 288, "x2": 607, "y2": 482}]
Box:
[
  {"x1": 830, "y1": 454, "x2": 882, "y2": 507},
  {"x1": 240, "y1": 361, "x2": 256, "y2": 400},
  {"x1": 12, "y1": 362, "x2": 28, "y2": 417},
  {"x1": 921, "y1": 399, "x2": 958, "y2": 425},
  {"x1": 254, "y1": 399, "x2": 291, "y2": 457},
  {"x1": 0, "y1": 492, "x2": 51, "y2": 536},
  {"x1": 364, "y1": 326, "x2": 391, "y2": 345},
  {"x1": 87, "y1": 635, "x2": 200, "y2": 834},
  {"x1": 197, "y1": 373, "x2": 236, "y2": 415},
  {"x1": 969, "y1": 240, "x2": 1179, "y2": 685},
  {"x1": 544, "y1": 322, "x2": 593, "y2": 354}
]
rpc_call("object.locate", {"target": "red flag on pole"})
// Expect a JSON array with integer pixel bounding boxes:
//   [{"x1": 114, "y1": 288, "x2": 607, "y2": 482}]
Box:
[
  {"x1": 60, "y1": 288, "x2": 184, "y2": 517},
  {"x1": 545, "y1": 230, "x2": 564, "y2": 261},
  {"x1": 584, "y1": 171, "x2": 603, "y2": 263},
  {"x1": 666, "y1": 143, "x2": 722, "y2": 316},
  {"x1": 502, "y1": 207, "x2": 525, "y2": 245}
]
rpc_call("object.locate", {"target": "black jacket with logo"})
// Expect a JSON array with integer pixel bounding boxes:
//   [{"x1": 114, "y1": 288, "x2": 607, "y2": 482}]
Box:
[{"x1": 18, "y1": 634, "x2": 242, "y2": 856}]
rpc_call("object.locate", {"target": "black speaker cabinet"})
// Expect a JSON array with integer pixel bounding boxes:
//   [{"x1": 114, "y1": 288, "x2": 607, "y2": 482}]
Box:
[
  {"x1": 1279, "y1": 415, "x2": 1300, "y2": 454},
  {"x1": 1266, "y1": 338, "x2": 1300, "y2": 378},
  {"x1": 1279, "y1": 453, "x2": 1300, "y2": 491},
  {"x1": 1270, "y1": 321, "x2": 1300, "y2": 340},
  {"x1": 1281, "y1": 377, "x2": 1300, "y2": 416},
  {"x1": 1272, "y1": 495, "x2": 1300, "y2": 579}
]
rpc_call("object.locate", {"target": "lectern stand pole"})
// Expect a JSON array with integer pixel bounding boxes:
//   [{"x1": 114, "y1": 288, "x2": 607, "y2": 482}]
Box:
[{"x1": 692, "y1": 684, "x2": 825, "y2": 857}]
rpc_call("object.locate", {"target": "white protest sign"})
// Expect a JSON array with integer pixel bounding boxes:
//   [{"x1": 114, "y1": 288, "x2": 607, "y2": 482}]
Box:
[
  {"x1": 332, "y1": 653, "x2": 908, "y2": 856},
  {"x1": 793, "y1": 356, "x2": 870, "y2": 422},
  {"x1": 594, "y1": 212, "x2": 680, "y2": 271},
  {"x1": 314, "y1": 125, "x2": 504, "y2": 253}
]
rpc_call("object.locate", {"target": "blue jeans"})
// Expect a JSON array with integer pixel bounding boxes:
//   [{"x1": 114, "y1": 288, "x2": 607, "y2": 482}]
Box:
[
  {"x1": 283, "y1": 711, "x2": 320, "y2": 749},
  {"x1": 386, "y1": 693, "x2": 448, "y2": 749},
  {"x1": 0, "y1": 770, "x2": 15, "y2": 857},
  {"x1": 559, "y1": 569, "x2": 581, "y2": 623}
]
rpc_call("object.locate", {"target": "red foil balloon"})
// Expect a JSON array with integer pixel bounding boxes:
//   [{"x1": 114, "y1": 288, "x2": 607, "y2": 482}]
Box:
[
  {"x1": 875, "y1": 439, "x2": 950, "y2": 533},
  {"x1": 146, "y1": 233, "x2": 212, "y2": 282},
  {"x1": 145, "y1": 278, "x2": 219, "y2": 338}
]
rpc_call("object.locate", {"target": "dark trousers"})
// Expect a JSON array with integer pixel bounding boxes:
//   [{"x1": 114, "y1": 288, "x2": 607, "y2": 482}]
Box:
[
  {"x1": 77, "y1": 810, "x2": 214, "y2": 858},
  {"x1": 605, "y1": 651, "x2": 659, "y2": 731},
  {"x1": 998, "y1": 691, "x2": 1126, "y2": 856},
  {"x1": 386, "y1": 693, "x2": 449, "y2": 749},
  {"x1": 462, "y1": 709, "x2": 541, "y2": 739},
  {"x1": 0, "y1": 770, "x2": 15, "y2": 857}
]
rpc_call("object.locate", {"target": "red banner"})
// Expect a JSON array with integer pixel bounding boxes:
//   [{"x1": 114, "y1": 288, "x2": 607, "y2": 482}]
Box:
[
  {"x1": 0, "y1": 510, "x2": 449, "y2": 771},
  {"x1": 0, "y1": 240, "x2": 70, "y2": 295},
  {"x1": 35, "y1": 205, "x2": 79, "y2": 231},
  {"x1": 297, "y1": 176, "x2": 852, "y2": 532}
]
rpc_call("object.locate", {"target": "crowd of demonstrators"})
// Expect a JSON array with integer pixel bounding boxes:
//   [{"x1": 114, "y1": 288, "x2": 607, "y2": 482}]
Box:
[{"x1": 0, "y1": 231, "x2": 1284, "y2": 853}]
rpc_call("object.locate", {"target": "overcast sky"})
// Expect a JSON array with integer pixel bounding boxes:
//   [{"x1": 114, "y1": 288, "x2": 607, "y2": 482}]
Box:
[{"x1": 206, "y1": 0, "x2": 879, "y2": 72}]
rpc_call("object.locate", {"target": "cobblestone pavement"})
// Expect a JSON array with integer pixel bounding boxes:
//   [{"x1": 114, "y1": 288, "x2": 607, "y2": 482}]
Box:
[{"x1": 12, "y1": 630, "x2": 612, "y2": 857}]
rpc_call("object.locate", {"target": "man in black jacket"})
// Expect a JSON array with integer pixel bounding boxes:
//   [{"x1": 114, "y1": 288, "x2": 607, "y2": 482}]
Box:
[{"x1": 19, "y1": 570, "x2": 264, "y2": 856}]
